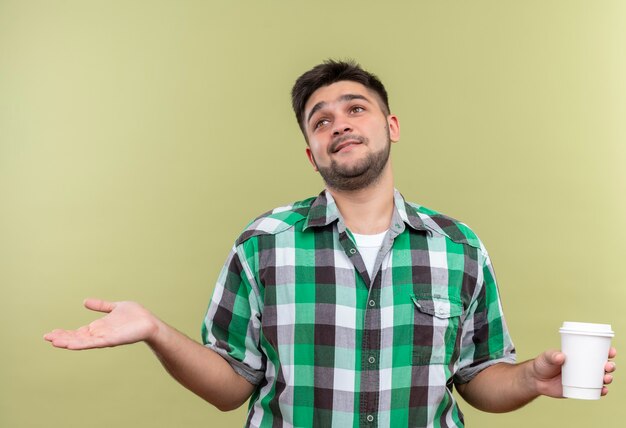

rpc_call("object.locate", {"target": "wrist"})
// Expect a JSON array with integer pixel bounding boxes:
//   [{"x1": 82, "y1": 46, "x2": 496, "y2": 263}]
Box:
[
  {"x1": 143, "y1": 311, "x2": 167, "y2": 348},
  {"x1": 524, "y1": 359, "x2": 543, "y2": 397}
]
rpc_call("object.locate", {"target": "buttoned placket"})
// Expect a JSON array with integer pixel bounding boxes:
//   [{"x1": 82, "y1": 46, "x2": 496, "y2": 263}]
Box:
[
  {"x1": 336, "y1": 211, "x2": 408, "y2": 427},
  {"x1": 320, "y1": 191, "x2": 432, "y2": 426}
]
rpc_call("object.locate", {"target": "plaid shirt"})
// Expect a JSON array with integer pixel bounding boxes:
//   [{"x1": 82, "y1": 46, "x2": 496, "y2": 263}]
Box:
[{"x1": 202, "y1": 189, "x2": 515, "y2": 428}]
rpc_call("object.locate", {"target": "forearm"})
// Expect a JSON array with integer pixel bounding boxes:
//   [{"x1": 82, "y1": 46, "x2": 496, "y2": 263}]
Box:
[
  {"x1": 455, "y1": 361, "x2": 539, "y2": 413},
  {"x1": 146, "y1": 316, "x2": 255, "y2": 411}
]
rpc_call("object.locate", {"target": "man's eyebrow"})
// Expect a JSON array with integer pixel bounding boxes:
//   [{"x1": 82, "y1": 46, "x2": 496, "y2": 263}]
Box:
[
  {"x1": 307, "y1": 102, "x2": 326, "y2": 125},
  {"x1": 306, "y1": 93, "x2": 371, "y2": 125},
  {"x1": 339, "y1": 93, "x2": 370, "y2": 104}
]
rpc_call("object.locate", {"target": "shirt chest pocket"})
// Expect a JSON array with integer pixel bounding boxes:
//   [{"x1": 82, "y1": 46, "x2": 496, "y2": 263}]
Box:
[{"x1": 410, "y1": 293, "x2": 464, "y2": 365}]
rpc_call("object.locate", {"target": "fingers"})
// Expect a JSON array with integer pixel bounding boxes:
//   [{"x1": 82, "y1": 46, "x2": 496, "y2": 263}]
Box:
[
  {"x1": 601, "y1": 351, "x2": 617, "y2": 396},
  {"x1": 83, "y1": 298, "x2": 116, "y2": 313},
  {"x1": 609, "y1": 347, "x2": 617, "y2": 359},
  {"x1": 43, "y1": 329, "x2": 80, "y2": 349},
  {"x1": 44, "y1": 327, "x2": 107, "y2": 350},
  {"x1": 44, "y1": 298, "x2": 123, "y2": 350},
  {"x1": 65, "y1": 336, "x2": 109, "y2": 350},
  {"x1": 43, "y1": 329, "x2": 65, "y2": 343}
]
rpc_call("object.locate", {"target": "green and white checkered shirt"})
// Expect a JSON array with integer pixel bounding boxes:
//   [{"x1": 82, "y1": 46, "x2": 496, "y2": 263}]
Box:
[{"x1": 202, "y1": 189, "x2": 515, "y2": 427}]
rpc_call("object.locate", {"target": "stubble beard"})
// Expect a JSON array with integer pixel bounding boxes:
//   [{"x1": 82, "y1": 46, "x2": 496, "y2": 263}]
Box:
[{"x1": 314, "y1": 131, "x2": 392, "y2": 192}]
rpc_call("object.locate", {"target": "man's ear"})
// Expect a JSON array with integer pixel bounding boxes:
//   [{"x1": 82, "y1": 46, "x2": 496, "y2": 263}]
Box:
[
  {"x1": 388, "y1": 114, "x2": 400, "y2": 143},
  {"x1": 305, "y1": 147, "x2": 318, "y2": 172}
]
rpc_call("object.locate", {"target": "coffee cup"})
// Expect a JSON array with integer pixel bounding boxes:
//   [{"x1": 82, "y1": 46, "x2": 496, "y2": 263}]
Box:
[{"x1": 559, "y1": 321, "x2": 614, "y2": 400}]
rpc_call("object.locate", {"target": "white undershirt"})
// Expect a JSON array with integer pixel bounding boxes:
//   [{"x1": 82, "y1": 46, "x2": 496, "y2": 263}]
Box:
[{"x1": 352, "y1": 230, "x2": 388, "y2": 279}]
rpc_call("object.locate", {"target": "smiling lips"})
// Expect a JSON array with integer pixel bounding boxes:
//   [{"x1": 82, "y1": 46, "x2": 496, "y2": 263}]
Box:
[{"x1": 330, "y1": 135, "x2": 366, "y2": 153}]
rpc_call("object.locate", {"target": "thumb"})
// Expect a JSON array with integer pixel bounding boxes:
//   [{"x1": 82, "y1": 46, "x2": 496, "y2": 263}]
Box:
[
  {"x1": 544, "y1": 349, "x2": 565, "y2": 366},
  {"x1": 535, "y1": 349, "x2": 565, "y2": 376},
  {"x1": 83, "y1": 298, "x2": 116, "y2": 313}
]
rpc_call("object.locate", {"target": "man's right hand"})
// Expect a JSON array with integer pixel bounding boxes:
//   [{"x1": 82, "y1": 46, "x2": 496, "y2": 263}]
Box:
[
  {"x1": 44, "y1": 298, "x2": 256, "y2": 411},
  {"x1": 44, "y1": 298, "x2": 158, "y2": 350}
]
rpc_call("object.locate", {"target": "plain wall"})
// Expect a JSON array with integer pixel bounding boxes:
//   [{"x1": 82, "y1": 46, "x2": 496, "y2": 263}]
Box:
[{"x1": 1, "y1": 1, "x2": 624, "y2": 426}]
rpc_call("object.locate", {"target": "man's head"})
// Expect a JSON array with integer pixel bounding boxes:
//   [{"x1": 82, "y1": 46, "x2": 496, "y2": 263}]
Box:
[
  {"x1": 291, "y1": 60, "x2": 400, "y2": 192},
  {"x1": 291, "y1": 60, "x2": 390, "y2": 140}
]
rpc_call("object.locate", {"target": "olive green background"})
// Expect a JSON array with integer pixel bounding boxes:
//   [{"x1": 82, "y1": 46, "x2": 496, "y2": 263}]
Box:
[{"x1": 1, "y1": 1, "x2": 624, "y2": 427}]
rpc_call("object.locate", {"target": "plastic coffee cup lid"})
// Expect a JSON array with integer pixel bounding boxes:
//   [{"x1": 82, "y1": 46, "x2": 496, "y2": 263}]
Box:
[{"x1": 559, "y1": 321, "x2": 614, "y2": 337}]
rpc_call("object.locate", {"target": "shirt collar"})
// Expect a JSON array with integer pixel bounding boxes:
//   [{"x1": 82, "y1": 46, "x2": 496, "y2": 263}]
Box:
[
  {"x1": 302, "y1": 190, "x2": 340, "y2": 230},
  {"x1": 392, "y1": 189, "x2": 428, "y2": 232},
  {"x1": 302, "y1": 189, "x2": 428, "y2": 233}
]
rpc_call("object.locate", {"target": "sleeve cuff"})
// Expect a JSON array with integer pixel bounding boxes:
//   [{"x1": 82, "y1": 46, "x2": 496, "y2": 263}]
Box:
[
  {"x1": 453, "y1": 353, "x2": 517, "y2": 385},
  {"x1": 206, "y1": 344, "x2": 265, "y2": 385}
]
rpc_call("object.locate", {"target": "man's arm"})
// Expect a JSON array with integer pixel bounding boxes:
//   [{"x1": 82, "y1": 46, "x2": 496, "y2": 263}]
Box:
[
  {"x1": 455, "y1": 348, "x2": 617, "y2": 413},
  {"x1": 44, "y1": 298, "x2": 256, "y2": 411}
]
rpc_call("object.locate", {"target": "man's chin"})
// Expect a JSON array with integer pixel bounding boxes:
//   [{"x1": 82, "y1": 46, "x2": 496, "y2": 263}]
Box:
[
  {"x1": 316, "y1": 144, "x2": 390, "y2": 191},
  {"x1": 320, "y1": 163, "x2": 370, "y2": 181},
  {"x1": 318, "y1": 168, "x2": 380, "y2": 192}
]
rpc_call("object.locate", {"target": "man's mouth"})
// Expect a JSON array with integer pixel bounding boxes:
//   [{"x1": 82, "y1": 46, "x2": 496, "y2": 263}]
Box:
[
  {"x1": 333, "y1": 141, "x2": 360, "y2": 153},
  {"x1": 330, "y1": 135, "x2": 366, "y2": 153}
]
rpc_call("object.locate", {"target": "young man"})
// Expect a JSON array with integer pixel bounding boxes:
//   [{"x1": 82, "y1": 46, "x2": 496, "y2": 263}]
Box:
[{"x1": 45, "y1": 60, "x2": 616, "y2": 427}]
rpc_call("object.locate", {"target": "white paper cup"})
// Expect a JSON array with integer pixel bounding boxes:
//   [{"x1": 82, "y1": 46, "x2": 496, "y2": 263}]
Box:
[{"x1": 559, "y1": 321, "x2": 614, "y2": 400}]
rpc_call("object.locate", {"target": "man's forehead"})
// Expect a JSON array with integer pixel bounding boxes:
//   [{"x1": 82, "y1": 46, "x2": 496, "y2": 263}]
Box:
[{"x1": 304, "y1": 81, "x2": 377, "y2": 113}]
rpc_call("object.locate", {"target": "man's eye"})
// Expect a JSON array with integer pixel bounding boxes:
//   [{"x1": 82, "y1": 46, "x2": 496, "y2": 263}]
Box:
[
  {"x1": 351, "y1": 106, "x2": 364, "y2": 113},
  {"x1": 315, "y1": 119, "x2": 329, "y2": 129}
]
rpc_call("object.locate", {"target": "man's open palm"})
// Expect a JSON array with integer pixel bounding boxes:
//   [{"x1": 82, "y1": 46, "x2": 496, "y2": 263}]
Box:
[{"x1": 44, "y1": 299, "x2": 156, "y2": 350}]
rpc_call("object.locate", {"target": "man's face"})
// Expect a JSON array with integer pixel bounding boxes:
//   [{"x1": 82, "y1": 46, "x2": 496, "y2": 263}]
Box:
[{"x1": 303, "y1": 81, "x2": 400, "y2": 191}]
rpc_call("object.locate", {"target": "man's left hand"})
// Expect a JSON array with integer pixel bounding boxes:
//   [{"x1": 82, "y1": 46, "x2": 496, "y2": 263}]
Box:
[{"x1": 533, "y1": 347, "x2": 617, "y2": 398}]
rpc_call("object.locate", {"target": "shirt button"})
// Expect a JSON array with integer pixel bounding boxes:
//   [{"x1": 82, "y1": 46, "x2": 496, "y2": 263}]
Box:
[
  {"x1": 366, "y1": 415, "x2": 374, "y2": 422},
  {"x1": 368, "y1": 356, "x2": 375, "y2": 364},
  {"x1": 437, "y1": 308, "x2": 445, "y2": 316},
  {"x1": 349, "y1": 248, "x2": 357, "y2": 254},
  {"x1": 369, "y1": 300, "x2": 375, "y2": 307}
]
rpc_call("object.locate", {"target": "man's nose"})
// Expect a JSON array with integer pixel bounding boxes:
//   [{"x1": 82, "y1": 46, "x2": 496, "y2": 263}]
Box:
[{"x1": 332, "y1": 120, "x2": 352, "y2": 136}]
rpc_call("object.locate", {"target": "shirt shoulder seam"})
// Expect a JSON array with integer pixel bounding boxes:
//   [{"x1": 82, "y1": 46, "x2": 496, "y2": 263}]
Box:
[
  {"x1": 235, "y1": 197, "x2": 314, "y2": 246},
  {"x1": 406, "y1": 201, "x2": 485, "y2": 252}
]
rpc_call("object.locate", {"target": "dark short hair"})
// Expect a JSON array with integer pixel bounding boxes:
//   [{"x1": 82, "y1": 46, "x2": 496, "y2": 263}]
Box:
[{"x1": 291, "y1": 59, "x2": 390, "y2": 137}]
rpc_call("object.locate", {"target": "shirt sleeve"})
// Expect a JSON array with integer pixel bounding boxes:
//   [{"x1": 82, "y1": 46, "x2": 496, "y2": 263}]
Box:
[
  {"x1": 453, "y1": 250, "x2": 516, "y2": 384},
  {"x1": 201, "y1": 243, "x2": 265, "y2": 385}
]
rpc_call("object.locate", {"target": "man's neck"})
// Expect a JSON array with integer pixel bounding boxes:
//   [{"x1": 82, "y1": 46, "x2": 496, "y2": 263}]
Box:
[{"x1": 326, "y1": 167, "x2": 395, "y2": 235}]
